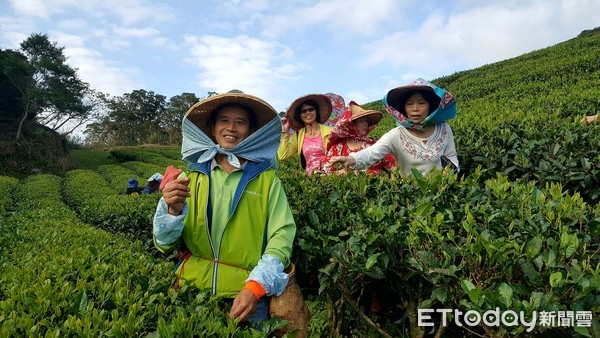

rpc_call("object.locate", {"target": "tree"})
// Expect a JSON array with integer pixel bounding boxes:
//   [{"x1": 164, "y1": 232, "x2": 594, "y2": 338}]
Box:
[
  {"x1": 87, "y1": 89, "x2": 168, "y2": 145},
  {"x1": 0, "y1": 49, "x2": 32, "y2": 123},
  {"x1": 162, "y1": 92, "x2": 200, "y2": 143},
  {"x1": 1, "y1": 33, "x2": 96, "y2": 139},
  {"x1": 37, "y1": 88, "x2": 108, "y2": 135},
  {"x1": 0, "y1": 48, "x2": 37, "y2": 136},
  {"x1": 84, "y1": 118, "x2": 111, "y2": 147}
]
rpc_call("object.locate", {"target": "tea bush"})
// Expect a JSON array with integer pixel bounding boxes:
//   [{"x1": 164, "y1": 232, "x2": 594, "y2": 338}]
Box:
[{"x1": 281, "y1": 168, "x2": 600, "y2": 337}]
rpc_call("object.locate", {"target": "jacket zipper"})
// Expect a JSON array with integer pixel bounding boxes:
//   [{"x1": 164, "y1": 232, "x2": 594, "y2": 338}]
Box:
[
  {"x1": 215, "y1": 170, "x2": 260, "y2": 275},
  {"x1": 195, "y1": 174, "x2": 219, "y2": 295},
  {"x1": 204, "y1": 166, "x2": 264, "y2": 295}
]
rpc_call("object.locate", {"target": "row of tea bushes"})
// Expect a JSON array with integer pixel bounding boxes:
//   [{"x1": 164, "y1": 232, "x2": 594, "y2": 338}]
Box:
[
  {"x1": 96, "y1": 150, "x2": 599, "y2": 337},
  {"x1": 143, "y1": 147, "x2": 184, "y2": 160},
  {"x1": 110, "y1": 149, "x2": 186, "y2": 170},
  {"x1": 0, "y1": 174, "x2": 278, "y2": 337},
  {"x1": 0, "y1": 176, "x2": 18, "y2": 214},
  {"x1": 281, "y1": 168, "x2": 600, "y2": 337},
  {"x1": 453, "y1": 119, "x2": 600, "y2": 203},
  {"x1": 62, "y1": 169, "x2": 160, "y2": 239},
  {"x1": 437, "y1": 29, "x2": 600, "y2": 123},
  {"x1": 4, "y1": 165, "x2": 598, "y2": 336},
  {"x1": 96, "y1": 164, "x2": 146, "y2": 193},
  {"x1": 365, "y1": 29, "x2": 600, "y2": 205},
  {"x1": 120, "y1": 161, "x2": 172, "y2": 180}
]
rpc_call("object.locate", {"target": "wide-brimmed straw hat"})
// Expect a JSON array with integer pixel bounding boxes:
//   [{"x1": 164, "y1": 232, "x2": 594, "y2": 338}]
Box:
[
  {"x1": 286, "y1": 94, "x2": 332, "y2": 130},
  {"x1": 184, "y1": 90, "x2": 278, "y2": 136},
  {"x1": 349, "y1": 101, "x2": 383, "y2": 126},
  {"x1": 385, "y1": 84, "x2": 441, "y2": 114}
]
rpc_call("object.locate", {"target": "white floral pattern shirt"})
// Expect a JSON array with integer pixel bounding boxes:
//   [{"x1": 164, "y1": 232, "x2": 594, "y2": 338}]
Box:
[{"x1": 350, "y1": 123, "x2": 459, "y2": 176}]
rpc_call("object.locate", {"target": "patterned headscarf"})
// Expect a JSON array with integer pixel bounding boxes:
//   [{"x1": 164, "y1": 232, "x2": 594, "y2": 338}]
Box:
[
  {"x1": 324, "y1": 92, "x2": 346, "y2": 127},
  {"x1": 383, "y1": 78, "x2": 456, "y2": 130},
  {"x1": 326, "y1": 103, "x2": 380, "y2": 153}
]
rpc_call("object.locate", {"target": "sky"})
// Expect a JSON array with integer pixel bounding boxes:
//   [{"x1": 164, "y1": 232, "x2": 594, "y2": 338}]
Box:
[{"x1": 1, "y1": 0, "x2": 599, "y2": 120}]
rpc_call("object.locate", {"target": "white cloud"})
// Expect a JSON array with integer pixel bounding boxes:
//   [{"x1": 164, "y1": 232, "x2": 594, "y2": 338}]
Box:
[
  {"x1": 184, "y1": 34, "x2": 303, "y2": 108},
  {"x1": 53, "y1": 32, "x2": 143, "y2": 96},
  {"x1": 112, "y1": 27, "x2": 160, "y2": 39},
  {"x1": 100, "y1": 37, "x2": 131, "y2": 50},
  {"x1": 0, "y1": 15, "x2": 35, "y2": 47},
  {"x1": 361, "y1": 0, "x2": 600, "y2": 77},
  {"x1": 57, "y1": 18, "x2": 90, "y2": 31},
  {"x1": 149, "y1": 36, "x2": 178, "y2": 51},
  {"x1": 9, "y1": 0, "x2": 56, "y2": 18},
  {"x1": 219, "y1": 0, "x2": 270, "y2": 15},
  {"x1": 8, "y1": 0, "x2": 175, "y2": 25},
  {"x1": 262, "y1": 0, "x2": 395, "y2": 39},
  {"x1": 108, "y1": 1, "x2": 175, "y2": 25}
]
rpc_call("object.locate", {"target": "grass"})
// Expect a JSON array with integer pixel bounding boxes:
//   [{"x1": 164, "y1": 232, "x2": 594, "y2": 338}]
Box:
[{"x1": 69, "y1": 149, "x2": 119, "y2": 171}]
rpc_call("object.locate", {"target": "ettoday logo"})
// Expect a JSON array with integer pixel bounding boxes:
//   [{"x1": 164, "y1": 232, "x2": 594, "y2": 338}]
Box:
[{"x1": 418, "y1": 308, "x2": 593, "y2": 333}]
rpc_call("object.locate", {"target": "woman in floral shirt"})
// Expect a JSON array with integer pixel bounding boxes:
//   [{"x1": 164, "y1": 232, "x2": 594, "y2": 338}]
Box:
[
  {"x1": 329, "y1": 79, "x2": 458, "y2": 176},
  {"x1": 325, "y1": 101, "x2": 396, "y2": 175}
]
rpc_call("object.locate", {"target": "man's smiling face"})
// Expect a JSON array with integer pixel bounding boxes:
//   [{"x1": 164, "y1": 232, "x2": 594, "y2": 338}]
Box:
[{"x1": 211, "y1": 106, "x2": 251, "y2": 149}]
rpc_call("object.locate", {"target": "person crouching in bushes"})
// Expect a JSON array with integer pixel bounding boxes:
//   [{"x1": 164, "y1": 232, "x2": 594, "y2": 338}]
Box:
[
  {"x1": 144, "y1": 172, "x2": 163, "y2": 194},
  {"x1": 124, "y1": 178, "x2": 142, "y2": 195},
  {"x1": 152, "y1": 90, "x2": 296, "y2": 324},
  {"x1": 324, "y1": 101, "x2": 396, "y2": 175},
  {"x1": 329, "y1": 78, "x2": 459, "y2": 176},
  {"x1": 278, "y1": 94, "x2": 332, "y2": 175}
]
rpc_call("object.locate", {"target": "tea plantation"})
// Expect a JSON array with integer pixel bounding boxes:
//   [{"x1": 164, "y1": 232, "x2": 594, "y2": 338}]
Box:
[{"x1": 1, "y1": 29, "x2": 599, "y2": 337}]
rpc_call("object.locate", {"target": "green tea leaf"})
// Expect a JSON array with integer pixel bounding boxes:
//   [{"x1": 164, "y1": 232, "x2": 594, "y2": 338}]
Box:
[
  {"x1": 72, "y1": 289, "x2": 88, "y2": 314},
  {"x1": 565, "y1": 235, "x2": 579, "y2": 258},
  {"x1": 525, "y1": 236, "x2": 543, "y2": 259},
  {"x1": 133, "y1": 274, "x2": 149, "y2": 291},
  {"x1": 432, "y1": 288, "x2": 447, "y2": 303},
  {"x1": 461, "y1": 279, "x2": 475, "y2": 293},
  {"x1": 416, "y1": 202, "x2": 433, "y2": 217},
  {"x1": 365, "y1": 253, "x2": 383, "y2": 269},
  {"x1": 549, "y1": 271, "x2": 562, "y2": 287},
  {"x1": 499, "y1": 283, "x2": 513, "y2": 308},
  {"x1": 543, "y1": 249, "x2": 557, "y2": 268},
  {"x1": 408, "y1": 257, "x2": 423, "y2": 272},
  {"x1": 308, "y1": 211, "x2": 319, "y2": 225},
  {"x1": 573, "y1": 325, "x2": 591, "y2": 337}
]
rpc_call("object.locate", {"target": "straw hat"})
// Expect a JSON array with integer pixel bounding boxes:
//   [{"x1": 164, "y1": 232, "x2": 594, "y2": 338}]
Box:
[
  {"x1": 349, "y1": 101, "x2": 383, "y2": 126},
  {"x1": 286, "y1": 94, "x2": 332, "y2": 130},
  {"x1": 385, "y1": 84, "x2": 441, "y2": 115},
  {"x1": 184, "y1": 90, "x2": 278, "y2": 136}
]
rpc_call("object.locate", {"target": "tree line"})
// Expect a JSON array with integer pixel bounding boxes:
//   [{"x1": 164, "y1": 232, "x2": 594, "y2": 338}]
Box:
[{"x1": 0, "y1": 33, "x2": 201, "y2": 146}]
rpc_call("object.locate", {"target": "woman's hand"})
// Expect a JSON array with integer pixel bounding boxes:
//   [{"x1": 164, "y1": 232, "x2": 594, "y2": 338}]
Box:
[
  {"x1": 281, "y1": 117, "x2": 290, "y2": 133},
  {"x1": 229, "y1": 288, "x2": 258, "y2": 322},
  {"x1": 161, "y1": 177, "x2": 191, "y2": 216},
  {"x1": 328, "y1": 156, "x2": 356, "y2": 169}
]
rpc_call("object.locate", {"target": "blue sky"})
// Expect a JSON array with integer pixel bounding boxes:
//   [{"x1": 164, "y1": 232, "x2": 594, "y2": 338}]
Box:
[{"x1": 1, "y1": 0, "x2": 599, "y2": 115}]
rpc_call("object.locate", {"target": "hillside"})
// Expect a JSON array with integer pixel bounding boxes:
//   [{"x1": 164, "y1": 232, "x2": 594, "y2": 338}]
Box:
[
  {"x1": 0, "y1": 121, "x2": 73, "y2": 177},
  {"x1": 2, "y1": 28, "x2": 600, "y2": 338},
  {"x1": 365, "y1": 27, "x2": 600, "y2": 202},
  {"x1": 368, "y1": 26, "x2": 600, "y2": 130},
  {"x1": 438, "y1": 27, "x2": 600, "y2": 125}
]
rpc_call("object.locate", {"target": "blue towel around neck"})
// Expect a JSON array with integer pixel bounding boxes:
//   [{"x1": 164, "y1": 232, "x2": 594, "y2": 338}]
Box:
[{"x1": 181, "y1": 116, "x2": 282, "y2": 169}]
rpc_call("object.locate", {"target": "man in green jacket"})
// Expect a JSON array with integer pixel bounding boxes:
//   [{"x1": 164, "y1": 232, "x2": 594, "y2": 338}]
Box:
[{"x1": 153, "y1": 90, "x2": 296, "y2": 323}]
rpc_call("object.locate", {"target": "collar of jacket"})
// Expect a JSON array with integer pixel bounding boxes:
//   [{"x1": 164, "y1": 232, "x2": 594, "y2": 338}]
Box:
[{"x1": 186, "y1": 160, "x2": 272, "y2": 218}]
